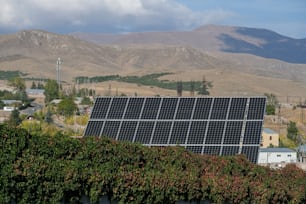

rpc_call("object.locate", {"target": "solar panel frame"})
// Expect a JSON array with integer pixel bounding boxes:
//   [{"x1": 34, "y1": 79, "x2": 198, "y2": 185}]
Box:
[{"x1": 85, "y1": 96, "x2": 266, "y2": 163}]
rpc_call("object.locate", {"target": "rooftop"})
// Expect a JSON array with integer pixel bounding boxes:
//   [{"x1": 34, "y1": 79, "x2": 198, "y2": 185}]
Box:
[
  {"x1": 263, "y1": 127, "x2": 278, "y2": 134},
  {"x1": 260, "y1": 148, "x2": 296, "y2": 153}
]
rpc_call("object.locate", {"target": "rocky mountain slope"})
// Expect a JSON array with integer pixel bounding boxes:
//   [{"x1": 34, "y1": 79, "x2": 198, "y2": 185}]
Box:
[
  {"x1": 72, "y1": 25, "x2": 306, "y2": 64},
  {"x1": 0, "y1": 26, "x2": 306, "y2": 98}
]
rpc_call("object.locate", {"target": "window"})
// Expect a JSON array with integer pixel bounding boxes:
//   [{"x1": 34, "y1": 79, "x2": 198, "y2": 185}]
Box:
[
  {"x1": 269, "y1": 136, "x2": 272, "y2": 140},
  {"x1": 277, "y1": 154, "x2": 281, "y2": 157},
  {"x1": 287, "y1": 154, "x2": 292, "y2": 157}
]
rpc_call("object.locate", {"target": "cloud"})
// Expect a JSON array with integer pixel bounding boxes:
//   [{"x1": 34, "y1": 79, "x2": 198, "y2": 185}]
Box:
[{"x1": 0, "y1": 0, "x2": 234, "y2": 33}]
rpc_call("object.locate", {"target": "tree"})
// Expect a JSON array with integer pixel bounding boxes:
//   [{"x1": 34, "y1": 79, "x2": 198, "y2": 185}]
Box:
[
  {"x1": 198, "y1": 76, "x2": 212, "y2": 95},
  {"x1": 264, "y1": 93, "x2": 278, "y2": 115},
  {"x1": 190, "y1": 80, "x2": 195, "y2": 96},
  {"x1": 81, "y1": 97, "x2": 92, "y2": 105},
  {"x1": 44, "y1": 107, "x2": 53, "y2": 124},
  {"x1": 266, "y1": 104, "x2": 276, "y2": 115},
  {"x1": 31, "y1": 81, "x2": 37, "y2": 89},
  {"x1": 177, "y1": 81, "x2": 182, "y2": 97},
  {"x1": 8, "y1": 77, "x2": 26, "y2": 93},
  {"x1": 57, "y1": 97, "x2": 78, "y2": 117},
  {"x1": 7, "y1": 109, "x2": 22, "y2": 127},
  {"x1": 44, "y1": 79, "x2": 59, "y2": 103},
  {"x1": 287, "y1": 121, "x2": 298, "y2": 142}
]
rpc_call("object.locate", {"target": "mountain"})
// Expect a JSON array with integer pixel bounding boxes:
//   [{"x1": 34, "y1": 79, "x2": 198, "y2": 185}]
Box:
[
  {"x1": 0, "y1": 30, "x2": 227, "y2": 81},
  {"x1": 1, "y1": 26, "x2": 306, "y2": 98},
  {"x1": 72, "y1": 25, "x2": 306, "y2": 64}
]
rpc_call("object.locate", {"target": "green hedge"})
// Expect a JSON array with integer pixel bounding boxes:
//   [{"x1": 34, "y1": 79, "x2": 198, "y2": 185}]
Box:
[{"x1": 1, "y1": 124, "x2": 306, "y2": 203}]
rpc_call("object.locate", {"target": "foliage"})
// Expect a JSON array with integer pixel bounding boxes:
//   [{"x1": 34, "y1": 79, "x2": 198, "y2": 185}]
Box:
[
  {"x1": 75, "y1": 73, "x2": 210, "y2": 93},
  {"x1": 44, "y1": 79, "x2": 59, "y2": 103},
  {"x1": 81, "y1": 96, "x2": 92, "y2": 105},
  {"x1": 44, "y1": 107, "x2": 53, "y2": 124},
  {"x1": 287, "y1": 121, "x2": 298, "y2": 142},
  {"x1": 1, "y1": 125, "x2": 306, "y2": 203},
  {"x1": 197, "y1": 76, "x2": 213, "y2": 95},
  {"x1": 57, "y1": 97, "x2": 78, "y2": 117},
  {"x1": 266, "y1": 104, "x2": 276, "y2": 115},
  {"x1": 0, "y1": 70, "x2": 24, "y2": 80},
  {"x1": 265, "y1": 93, "x2": 278, "y2": 115},
  {"x1": 6, "y1": 109, "x2": 22, "y2": 127},
  {"x1": 8, "y1": 77, "x2": 26, "y2": 92},
  {"x1": 0, "y1": 100, "x2": 4, "y2": 109}
]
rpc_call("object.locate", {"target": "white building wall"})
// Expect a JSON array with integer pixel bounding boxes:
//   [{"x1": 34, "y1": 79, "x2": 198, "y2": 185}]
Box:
[{"x1": 258, "y1": 151, "x2": 297, "y2": 164}]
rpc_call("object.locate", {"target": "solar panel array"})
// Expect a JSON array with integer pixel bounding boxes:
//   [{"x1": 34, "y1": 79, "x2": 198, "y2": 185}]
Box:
[{"x1": 84, "y1": 97, "x2": 266, "y2": 163}]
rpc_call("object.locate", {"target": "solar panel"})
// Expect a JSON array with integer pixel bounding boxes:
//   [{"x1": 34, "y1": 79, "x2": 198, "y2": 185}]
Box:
[{"x1": 85, "y1": 96, "x2": 266, "y2": 163}]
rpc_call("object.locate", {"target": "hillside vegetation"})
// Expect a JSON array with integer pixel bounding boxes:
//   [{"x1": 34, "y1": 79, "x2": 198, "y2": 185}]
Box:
[{"x1": 1, "y1": 124, "x2": 305, "y2": 203}]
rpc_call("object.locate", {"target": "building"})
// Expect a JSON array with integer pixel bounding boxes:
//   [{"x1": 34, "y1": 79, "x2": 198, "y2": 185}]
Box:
[
  {"x1": 258, "y1": 148, "x2": 297, "y2": 166},
  {"x1": 261, "y1": 128, "x2": 279, "y2": 147},
  {"x1": 297, "y1": 144, "x2": 306, "y2": 162}
]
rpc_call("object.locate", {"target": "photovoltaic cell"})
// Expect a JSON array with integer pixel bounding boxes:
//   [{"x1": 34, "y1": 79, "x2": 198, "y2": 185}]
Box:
[
  {"x1": 228, "y1": 98, "x2": 247, "y2": 120},
  {"x1": 169, "y1": 121, "x2": 189, "y2": 144},
  {"x1": 124, "y1": 98, "x2": 144, "y2": 119},
  {"x1": 241, "y1": 146, "x2": 259, "y2": 163},
  {"x1": 222, "y1": 146, "x2": 239, "y2": 156},
  {"x1": 141, "y1": 98, "x2": 161, "y2": 119},
  {"x1": 247, "y1": 98, "x2": 266, "y2": 120},
  {"x1": 134, "y1": 121, "x2": 154, "y2": 144},
  {"x1": 210, "y1": 98, "x2": 230, "y2": 119},
  {"x1": 85, "y1": 96, "x2": 266, "y2": 163},
  {"x1": 151, "y1": 121, "x2": 172, "y2": 144},
  {"x1": 205, "y1": 121, "x2": 225, "y2": 144},
  {"x1": 243, "y1": 121, "x2": 263, "y2": 144},
  {"x1": 175, "y1": 98, "x2": 195, "y2": 119},
  {"x1": 84, "y1": 121, "x2": 104, "y2": 136},
  {"x1": 117, "y1": 121, "x2": 138, "y2": 141},
  {"x1": 223, "y1": 121, "x2": 243, "y2": 144},
  {"x1": 193, "y1": 98, "x2": 212, "y2": 119},
  {"x1": 107, "y1": 98, "x2": 128, "y2": 119},
  {"x1": 90, "y1": 98, "x2": 111, "y2": 119},
  {"x1": 187, "y1": 121, "x2": 207, "y2": 144},
  {"x1": 158, "y1": 98, "x2": 178, "y2": 119},
  {"x1": 203, "y1": 146, "x2": 221, "y2": 155},
  {"x1": 186, "y1": 146, "x2": 203, "y2": 154},
  {"x1": 101, "y1": 121, "x2": 120, "y2": 139}
]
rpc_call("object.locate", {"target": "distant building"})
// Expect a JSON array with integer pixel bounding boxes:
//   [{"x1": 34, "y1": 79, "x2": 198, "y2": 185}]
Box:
[
  {"x1": 26, "y1": 88, "x2": 44, "y2": 96},
  {"x1": 261, "y1": 128, "x2": 279, "y2": 147},
  {"x1": 297, "y1": 144, "x2": 306, "y2": 163},
  {"x1": 258, "y1": 148, "x2": 297, "y2": 165},
  {"x1": 1, "y1": 100, "x2": 22, "y2": 105}
]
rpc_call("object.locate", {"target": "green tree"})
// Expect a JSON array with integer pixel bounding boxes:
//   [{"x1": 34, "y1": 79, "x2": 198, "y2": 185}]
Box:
[
  {"x1": 7, "y1": 109, "x2": 22, "y2": 127},
  {"x1": 8, "y1": 77, "x2": 26, "y2": 92},
  {"x1": 57, "y1": 97, "x2": 78, "y2": 117},
  {"x1": 264, "y1": 93, "x2": 278, "y2": 115},
  {"x1": 44, "y1": 79, "x2": 59, "y2": 103},
  {"x1": 287, "y1": 121, "x2": 298, "y2": 142},
  {"x1": 0, "y1": 100, "x2": 4, "y2": 109},
  {"x1": 266, "y1": 104, "x2": 276, "y2": 115},
  {"x1": 44, "y1": 107, "x2": 53, "y2": 124},
  {"x1": 81, "y1": 96, "x2": 92, "y2": 105},
  {"x1": 198, "y1": 76, "x2": 212, "y2": 95},
  {"x1": 31, "y1": 81, "x2": 37, "y2": 89}
]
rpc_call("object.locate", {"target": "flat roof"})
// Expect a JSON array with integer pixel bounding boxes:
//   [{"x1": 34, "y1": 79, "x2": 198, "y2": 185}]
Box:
[
  {"x1": 263, "y1": 128, "x2": 277, "y2": 134},
  {"x1": 260, "y1": 148, "x2": 296, "y2": 153}
]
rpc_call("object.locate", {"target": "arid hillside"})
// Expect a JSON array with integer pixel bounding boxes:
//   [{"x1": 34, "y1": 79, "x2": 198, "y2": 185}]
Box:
[{"x1": 0, "y1": 26, "x2": 306, "y2": 100}]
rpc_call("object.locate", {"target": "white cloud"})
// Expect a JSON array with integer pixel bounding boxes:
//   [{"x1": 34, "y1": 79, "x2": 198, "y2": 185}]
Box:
[{"x1": 0, "y1": 0, "x2": 234, "y2": 33}]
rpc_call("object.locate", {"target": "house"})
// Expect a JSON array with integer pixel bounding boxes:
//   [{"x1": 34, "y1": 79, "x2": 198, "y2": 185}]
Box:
[
  {"x1": 258, "y1": 148, "x2": 297, "y2": 166},
  {"x1": 261, "y1": 128, "x2": 279, "y2": 147},
  {"x1": 297, "y1": 144, "x2": 306, "y2": 162}
]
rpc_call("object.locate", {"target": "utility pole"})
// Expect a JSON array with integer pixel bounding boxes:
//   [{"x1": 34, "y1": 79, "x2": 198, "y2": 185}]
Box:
[{"x1": 56, "y1": 57, "x2": 62, "y2": 86}]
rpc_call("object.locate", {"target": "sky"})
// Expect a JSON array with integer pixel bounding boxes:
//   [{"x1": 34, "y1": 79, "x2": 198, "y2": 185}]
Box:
[{"x1": 0, "y1": 0, "x2": 305, "y2": 38}]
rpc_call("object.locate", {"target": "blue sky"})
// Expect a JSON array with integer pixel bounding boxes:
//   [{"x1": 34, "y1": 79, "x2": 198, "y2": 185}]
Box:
[{"x1": 0, "y1": 0, "x2": 305, "y2": 38}]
